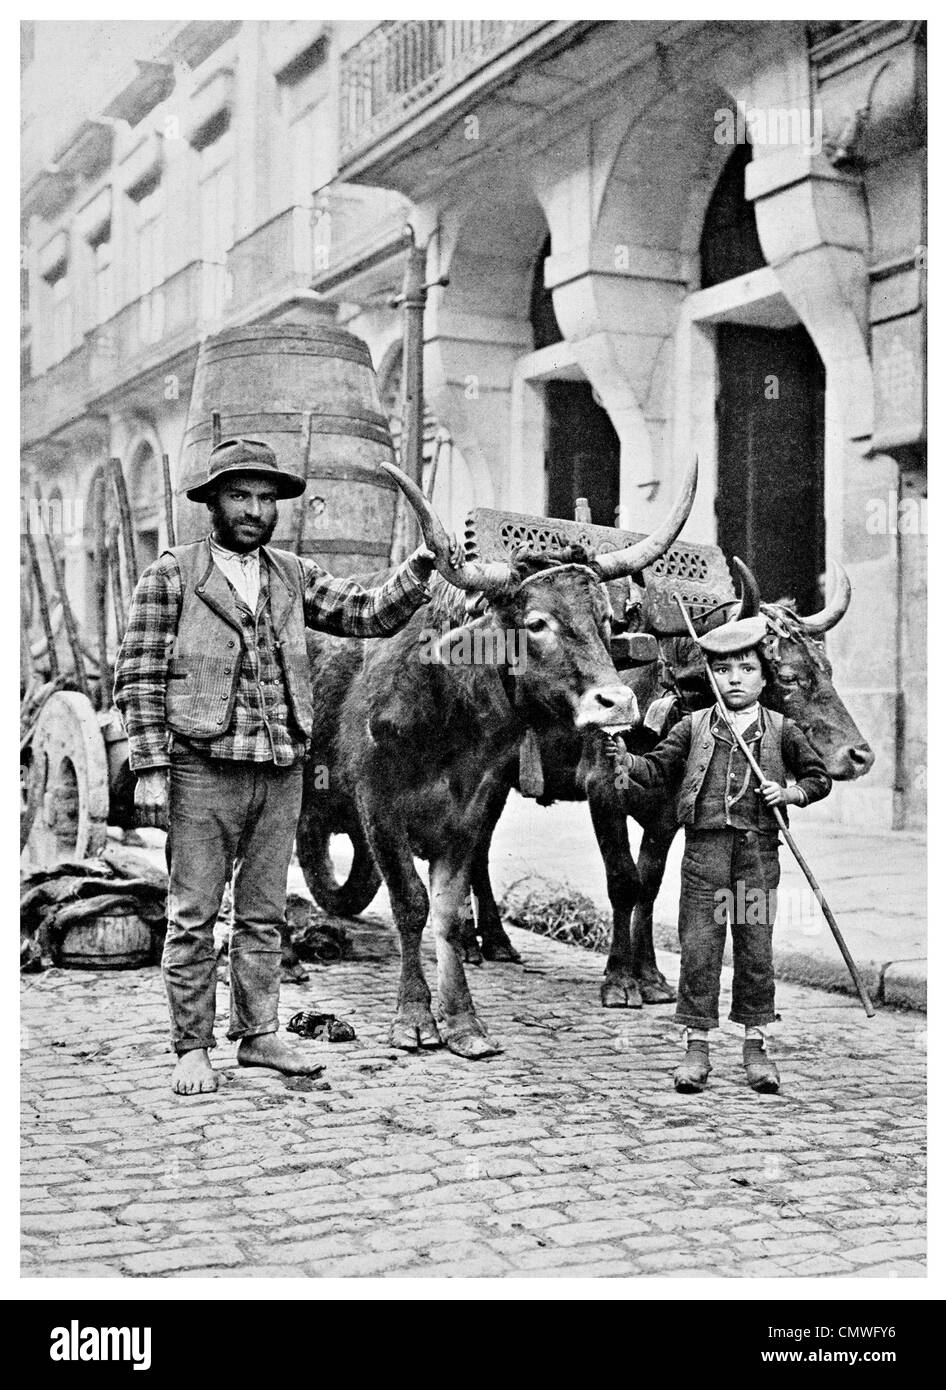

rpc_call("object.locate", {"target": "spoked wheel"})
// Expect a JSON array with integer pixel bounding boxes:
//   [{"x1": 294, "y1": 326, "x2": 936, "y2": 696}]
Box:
[
  {"x1": 22, "y1": 691, "x2": 110, "y2": 870},
  {"x1": 296, "y1": 805, "x2": 381, "y2": 917}
]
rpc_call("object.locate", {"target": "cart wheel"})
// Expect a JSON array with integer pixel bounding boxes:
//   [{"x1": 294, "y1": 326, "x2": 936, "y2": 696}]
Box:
[{"x1": 21, "y1": 691, "x2": 110, "y2": 870}]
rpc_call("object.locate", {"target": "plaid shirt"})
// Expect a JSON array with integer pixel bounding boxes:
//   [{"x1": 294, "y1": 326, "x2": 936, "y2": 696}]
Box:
[{"x1": 114, "y1": 540, "x2": 433, "y2": 771}]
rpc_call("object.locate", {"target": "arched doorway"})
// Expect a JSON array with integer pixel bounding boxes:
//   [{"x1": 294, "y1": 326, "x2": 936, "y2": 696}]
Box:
[
  {"x1": 127, "y1": 441, "x2": 161, "y2": 571},
  {"x1": 702, "y1": 145, "x2": 825, "y2": 611},
  {"x1": 532, "y1": 236, "x2": 620, "y2": 527}
]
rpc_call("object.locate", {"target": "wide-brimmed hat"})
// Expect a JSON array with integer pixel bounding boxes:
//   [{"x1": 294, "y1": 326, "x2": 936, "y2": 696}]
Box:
[
  {"x1": 698, "y1": 615, "x2": 768, "y2": 655},
  {"x1": 185, "y1": 437, "x2": 307, "y2": 502}
]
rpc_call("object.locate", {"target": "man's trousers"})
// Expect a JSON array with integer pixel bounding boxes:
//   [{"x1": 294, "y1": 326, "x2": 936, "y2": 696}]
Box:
[
  {"x1": 674, "y1": 827, "x2": 781, "y2": 1030},
  {"x1": 163, "y1": 750, "x2": 304, "y2": 1054}
]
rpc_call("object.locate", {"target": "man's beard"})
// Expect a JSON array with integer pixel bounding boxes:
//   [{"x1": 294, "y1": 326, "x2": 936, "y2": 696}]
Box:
[{"x1": 208, "y1": 502, "x2": 278, "y2": 553}]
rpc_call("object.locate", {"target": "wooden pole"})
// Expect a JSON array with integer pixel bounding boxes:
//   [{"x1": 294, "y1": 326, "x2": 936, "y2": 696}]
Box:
[
  {"x1": 106, "y1": 523, "x2": 126, "y2": 635},
  {"x1": 23, "y1": 528, "x2": 60, "y2": 680},
  {"x1": 109, "y1": 455, "x2": 139, "y2": 591},
  {"x1": 675, "y1": 594, "x2": 875, "y2": 1019},
  {"x1": 43, "y1": 528, "x2": 92, "y2": 703},
  {"x1": 161, "y1": 453, "x2": 176, "y2": 548},
  {"x1": 93, "y1": 472, "x2": 112, "y2": 709}
]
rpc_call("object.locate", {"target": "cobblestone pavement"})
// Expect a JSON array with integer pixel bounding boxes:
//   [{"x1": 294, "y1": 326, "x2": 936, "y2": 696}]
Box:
[{"x1": 21, "y1": 926, "x2": 926, "y2": 1279}]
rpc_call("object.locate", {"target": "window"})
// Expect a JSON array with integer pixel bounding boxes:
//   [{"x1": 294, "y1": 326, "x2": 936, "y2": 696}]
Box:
[
  {"x1": 132, "y1": 184, "x2": 165, "y2": 345},
  {"x1": 289, "y1": 99, "x2": 333, "y2": 207},
  {"x1": 198, "y1": 135, "x2": 234, "y2": 320},
  {"x1": 43, "y1": 259, "x2": 73, "y2": 365},
  {"x1": 90, "y1": 226, "x2": 114, "y2": 327}
]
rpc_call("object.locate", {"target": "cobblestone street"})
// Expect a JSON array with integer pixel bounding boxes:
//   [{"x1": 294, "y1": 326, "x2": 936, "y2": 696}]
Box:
[{"x1": 21, "y1": 925, "x2": 926, "y2": 1280}]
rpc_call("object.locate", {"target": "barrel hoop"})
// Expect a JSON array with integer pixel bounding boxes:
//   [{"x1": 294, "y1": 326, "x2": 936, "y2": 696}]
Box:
[
  {"x1": 208, "y1": 324, "x2": 368, "y2": 346},
  {"x1": 201, "y1": 340, "x2": 373, "y2": 367},
  {"x1": 300, "y1": 539, "x2": 393, "y2": 557},
  {"x1": 187, "y1": 412, "x2": 394, "y2": 448},
  {"x1": 304, "y1": 463, "x2": 398, "y2": 487}
]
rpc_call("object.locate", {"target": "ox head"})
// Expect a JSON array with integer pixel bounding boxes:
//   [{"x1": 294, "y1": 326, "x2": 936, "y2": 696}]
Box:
[
  {"x1": 381, "y1": 457, "x2": 698, "y2": 736},
  {"x1": 729, "y1": 557, "x2": 875, "y2": 780}
]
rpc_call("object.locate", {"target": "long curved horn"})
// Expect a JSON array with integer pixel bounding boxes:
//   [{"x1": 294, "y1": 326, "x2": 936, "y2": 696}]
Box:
[
  {"x1": 731, "y1": 555, "x2": 761, "y2": 618},
  {"x1": 379, "y1": 460, "x2": 515, "y2": 596},
  {"x1": 795, "y1": 559, "x2": 851, "y2": 635},
  {"x1": 594, "y1": 455, "x2": 698, "y2": 581}
]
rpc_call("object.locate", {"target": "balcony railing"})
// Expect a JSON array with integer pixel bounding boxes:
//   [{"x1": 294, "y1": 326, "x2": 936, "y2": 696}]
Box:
[
  {"x1": 228, "y1": 206, "x2": 314, "y2": 316},
  {"x1": 22, "y1": 261, "x2": 230, "y2": 443},
  {"x1": 310, "y1": 183, "x2": 411, "y2": 290},
  {"x1": 20, "y1": 339, "x2": 95, "y2": 447},
  {"x1": 88, "y1": 260, "x2": 229, "y2": 390},
  {"x1": 340, "y1": 20, "x2": 548, "y2": 160}
]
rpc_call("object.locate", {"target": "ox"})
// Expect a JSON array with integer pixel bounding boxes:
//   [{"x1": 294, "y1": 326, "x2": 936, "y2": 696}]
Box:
[
  {"x1": 460, "y1": 555, "x2": 875, "y2": 1007},
  {"x1": 297, "y1": 459, "x2": 698, "y2": 1057}
]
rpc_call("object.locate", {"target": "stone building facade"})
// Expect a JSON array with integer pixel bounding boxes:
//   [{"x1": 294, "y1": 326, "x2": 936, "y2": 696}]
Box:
[{"x1": 21, "y1": 19, "x2": 926, "y2": 829}]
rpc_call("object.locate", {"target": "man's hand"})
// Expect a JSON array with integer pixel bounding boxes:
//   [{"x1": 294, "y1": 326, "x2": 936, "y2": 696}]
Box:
[
  {"x1": 757, "y1": 779, "x2": 801, "y2": 808},
  {"x1": 134, "y1": 768, "x2": 170, "y2": 829},
  {"x1": 410, "y1": 535, "x2": 464, "y2": 579}
]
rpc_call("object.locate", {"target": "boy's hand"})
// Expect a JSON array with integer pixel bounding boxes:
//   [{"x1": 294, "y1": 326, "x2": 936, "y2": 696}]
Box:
[{"x1": 757, "y1": 780, "x2": 802, "y2": 808}]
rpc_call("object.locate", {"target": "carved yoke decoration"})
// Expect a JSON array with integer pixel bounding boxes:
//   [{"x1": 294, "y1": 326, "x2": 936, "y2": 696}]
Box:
[{"x1": 462, "y1": 507, "x2": 736, "y2": 634}]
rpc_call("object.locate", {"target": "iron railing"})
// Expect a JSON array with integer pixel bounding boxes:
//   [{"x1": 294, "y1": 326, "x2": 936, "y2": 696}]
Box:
[{"x1": 339, "y1": 20, "x2": 547, "y2": 159}]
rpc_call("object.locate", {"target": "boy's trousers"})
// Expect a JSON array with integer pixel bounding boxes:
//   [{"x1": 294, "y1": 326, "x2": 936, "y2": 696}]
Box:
[{"x1": 675, "y1": 827, "x2": 780, "y2": 1030}]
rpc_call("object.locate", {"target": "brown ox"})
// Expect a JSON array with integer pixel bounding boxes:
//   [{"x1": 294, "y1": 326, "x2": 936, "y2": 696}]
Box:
[{"x1": 297, "y1": 459, "x2": 697, "y2": 1057}]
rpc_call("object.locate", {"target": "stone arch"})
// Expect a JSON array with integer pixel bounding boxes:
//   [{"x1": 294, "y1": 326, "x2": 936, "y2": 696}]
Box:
[
  {"x1": 546, "y1": 76, "x2": 745, "y2": 516},
  {"x1": 422, "y1": 170, "x2": 552, "y2": 510}
]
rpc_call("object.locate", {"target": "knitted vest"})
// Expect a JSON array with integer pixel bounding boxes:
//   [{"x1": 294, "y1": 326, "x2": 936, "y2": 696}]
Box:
[{"x1": 163, "y1": 539, "x2": 314, "y2": 740}]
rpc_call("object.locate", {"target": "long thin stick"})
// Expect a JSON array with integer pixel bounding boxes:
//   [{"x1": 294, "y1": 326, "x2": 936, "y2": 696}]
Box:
[
  {"x1": 161, "y1": 453, "x2": 176, "y2": 548},
  {"x1": 43, "y1": 528, "x2": 92, "y2": 703},
  {"x1": 109, "y1": 455, "x2": 139, "y2": 591},
  {"x1": 106, "y1": 523, "x2": 126, "y2": 634},
  {"x1": 675, "y1": 594, "x2": 875, "y2": 1019},
  {"x1": 93, "y1": 472, "x2": 112, "y2": 709},
  {"x1": 23, "y1": 528, "x2": 60, "y2": 680}
]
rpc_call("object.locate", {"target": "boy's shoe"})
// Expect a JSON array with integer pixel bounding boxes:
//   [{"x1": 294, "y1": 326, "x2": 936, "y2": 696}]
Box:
[
  {"x1": 743, "y1": 1038, "x2": 780, "y2": 1093},
  {"x1": 673, "y1": 1039, "x2": 711, "y2": 1093}
]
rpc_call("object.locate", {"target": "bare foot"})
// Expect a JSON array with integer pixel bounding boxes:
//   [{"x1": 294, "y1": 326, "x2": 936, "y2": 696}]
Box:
[
  {"x1": 172, "y1": 1049, "x2": 218, "y2": 1096},
  {"x1": 236, "y1": 1033, "x2": 324, "y2": 1076}
]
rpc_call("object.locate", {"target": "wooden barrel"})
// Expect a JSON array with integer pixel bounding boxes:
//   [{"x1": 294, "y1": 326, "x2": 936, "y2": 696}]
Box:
[
  {"x1": 59, "y1": 912, "x2": 154, "y2": 970},
  {"x1": 177, "y1": 324, "x2": 399, "y2": 576}
]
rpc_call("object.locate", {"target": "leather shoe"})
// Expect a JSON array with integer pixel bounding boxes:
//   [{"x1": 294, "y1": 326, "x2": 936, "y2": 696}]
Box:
[
  {"x1": 673, "y1": 1040, "x2": 711, "y2": 1093},
  {"x1": 744, "y1": 1038, "x2": 780, "y2": 1093}
]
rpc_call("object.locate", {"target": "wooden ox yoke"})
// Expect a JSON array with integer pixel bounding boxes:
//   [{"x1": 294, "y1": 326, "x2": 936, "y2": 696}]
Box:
[{"x1": 462, "y1": 508, "x2": 736, "y2": 635}]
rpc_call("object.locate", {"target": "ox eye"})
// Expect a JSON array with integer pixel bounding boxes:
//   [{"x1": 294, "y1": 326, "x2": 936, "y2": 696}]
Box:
[
  {"x1": 525, "y1": 616, "x2": 548, "y2": 633},
  {"x1": 778, "y1": 671, "x2": 799, "y2": 685}
]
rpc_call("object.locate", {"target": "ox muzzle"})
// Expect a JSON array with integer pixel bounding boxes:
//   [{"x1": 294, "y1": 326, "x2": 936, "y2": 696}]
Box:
[{"x1": 575, "y1": 683, "x2": 640, "y2": 732}]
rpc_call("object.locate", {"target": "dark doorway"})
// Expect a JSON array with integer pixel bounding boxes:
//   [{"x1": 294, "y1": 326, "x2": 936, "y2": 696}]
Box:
[
  {"x1": 530, "y1": 235, "x2": 621, "y2": 526},
  {"x1": 715, "y1": 323, "x2": 825, "y2": 613},
  {"x1": 702, "y1": 144, "x2": 826, "y2": 611},
  {"x1": 544, "y1": 381, "x2": 621, "y2": 528}
]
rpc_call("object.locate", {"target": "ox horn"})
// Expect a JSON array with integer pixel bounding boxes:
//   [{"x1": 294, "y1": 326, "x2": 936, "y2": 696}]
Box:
[
  {"x1": 795, "y1": 559, "x2": 851, "y2": 635},
  {"x1": 731, "y1": 555, "x2": 761, "y2": 618},
  {"x1": 379, "y1": 460, "x2": 515, "y2": 596},
  {"x1": 594, "y1": 455, "x2": 698, "y2": 581}
]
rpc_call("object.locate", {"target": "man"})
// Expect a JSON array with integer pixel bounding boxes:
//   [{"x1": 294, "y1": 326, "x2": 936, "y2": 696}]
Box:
[{"x1": 114, "y1": 437, "x2": 442, "y2": 1096}]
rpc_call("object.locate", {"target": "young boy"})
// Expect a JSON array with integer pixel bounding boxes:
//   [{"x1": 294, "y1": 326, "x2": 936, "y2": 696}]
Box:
[{"x1": 605, "y1": 615, "x2": 831, "y2": 1094}]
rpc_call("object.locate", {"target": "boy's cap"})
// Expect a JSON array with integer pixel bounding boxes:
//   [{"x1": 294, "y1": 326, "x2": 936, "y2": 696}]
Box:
[
  {"x1": 185, "y1": 437, "x2": 307, "y2": 502},
  {"x1": 698, "y1": 615, "x2": 768, "y2": 655}
]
